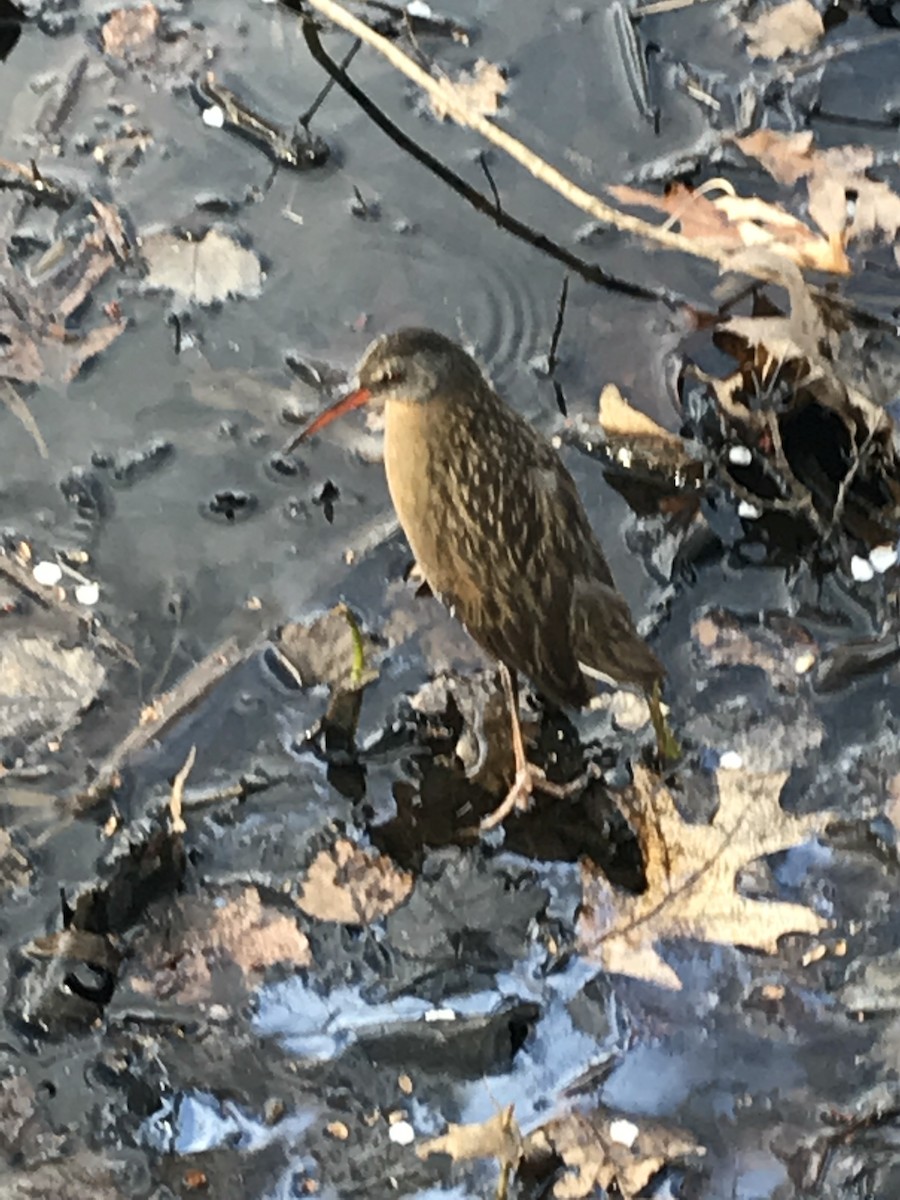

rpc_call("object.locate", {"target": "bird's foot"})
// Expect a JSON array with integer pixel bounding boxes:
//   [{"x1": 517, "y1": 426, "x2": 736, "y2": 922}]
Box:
[{"x1": 479, "y1": 763, "x2": 581, "y2": 832}]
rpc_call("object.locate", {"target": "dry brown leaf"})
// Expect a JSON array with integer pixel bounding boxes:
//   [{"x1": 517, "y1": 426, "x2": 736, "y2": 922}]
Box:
[
  {"x1": 0, "y1": 242, "x2": 126, "y2": 386},
  {"x1": 609, "y1": 181, "x2": 848, "y2": 274},
  {"x1": 129, "y1": 887, "x2": 310, "y2": 1004},
  {"x1": 732, "y1": 129, "x2": 816, "y2": 186},
  {"x1": 297, "y1": 838, "x2": 413, "y2": 924},
  {"x1": 579, "y1": 766, "x2": 832, "y2": 989},
  {"x1": 598, "y1": 384, "x2": 682, "y2": 445},
  {"x1": 609, "y1": 182, "x2": 733, "y2": 242},
  {"x1": 743, "y1": 0, "x2": 824, "y2": 59},
  {"x1": 430, "y1": 58, "x2": 506, "y2": 121},
  {"x1": 735, "y1": 131, "x2": 900, "y2": 243},
  {"x1": 101, "y1": 3, "x2": 160, "y2": 58},
  {"x1": 524, "y1": 1108, "x2": 704, "y2": 1200},
  {"x1": 417, "y1": 1106, "x2": 522, "y2": 1164}
]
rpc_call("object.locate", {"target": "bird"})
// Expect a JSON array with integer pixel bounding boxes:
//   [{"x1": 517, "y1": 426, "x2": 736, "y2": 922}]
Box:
[{"x1": 289, "y1": 327, "x2": 676, "y2": 828}]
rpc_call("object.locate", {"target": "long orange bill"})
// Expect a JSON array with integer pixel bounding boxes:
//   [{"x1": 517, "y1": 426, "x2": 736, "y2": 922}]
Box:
[{"x1": 281, "y1": 385, "x2": 372, "y2": 455}]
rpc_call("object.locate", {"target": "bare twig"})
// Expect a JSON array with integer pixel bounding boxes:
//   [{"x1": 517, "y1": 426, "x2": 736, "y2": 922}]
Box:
[
  {"x1": 75, "y1": 636, "x2": 261, "y2": 808},
  {"x1": 547, "y1": 275, "x2": 569, "y2": 376},
  {"x1": 1, "y1": 380, "x2": 48, "y2": 458},
  {"x1": 300, "y1": 36, "x2": 362, "y2": 125},
  {"x1": 168, "y1": 744, "x2": 196, "y2": 835},
  {"x1": 478, "y1": 151, "x2": 502, "y2": 218}
]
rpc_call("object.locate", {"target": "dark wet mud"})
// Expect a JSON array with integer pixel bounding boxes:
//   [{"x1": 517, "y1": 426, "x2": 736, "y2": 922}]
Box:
[{"x1": 3, "y1": 0, "x2": 900, "y2": 1197}]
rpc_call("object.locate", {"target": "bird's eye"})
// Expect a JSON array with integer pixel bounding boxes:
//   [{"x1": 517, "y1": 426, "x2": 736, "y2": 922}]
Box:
[{"x1": 375, "y1": 366, "x2": 405, "y2": 387}]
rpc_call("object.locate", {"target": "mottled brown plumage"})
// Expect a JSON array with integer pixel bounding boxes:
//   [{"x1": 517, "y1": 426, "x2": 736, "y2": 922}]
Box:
[{"x1": 297, "y1": 328, "x2": 668, "y2": 823}]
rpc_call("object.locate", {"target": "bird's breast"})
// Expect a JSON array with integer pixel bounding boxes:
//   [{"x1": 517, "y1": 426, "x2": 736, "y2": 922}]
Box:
[{"x1": 383, "y1": 399, "x2": 445, "y2": 577}]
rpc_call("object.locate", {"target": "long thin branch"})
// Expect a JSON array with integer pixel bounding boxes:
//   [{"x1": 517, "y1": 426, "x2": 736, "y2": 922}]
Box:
[{"x1": 304, "y1": 0, "x2": 731, "y2": 266}]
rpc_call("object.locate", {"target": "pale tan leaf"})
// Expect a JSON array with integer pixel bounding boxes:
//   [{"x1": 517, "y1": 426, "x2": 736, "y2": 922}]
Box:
[
  {"x1": 128, "y1": 887, "x2": 310, "y2": 1004},
  {"x1": 579, "y1": 767, "x2": 832, "y2": 989},
  {"x1": 732, "y1": 129, "x2": 816, "y2": 186},
  {"x1": 417, "y1": 1106, "x2": 522, "y2": 1164},
  {"x1": 101, "y1": 3, "x2": 160, "y2": 57},
  {"x1": 608, "y1": 182, "x2": 735, "y2": 242},
  {"x1": 141, "y1": 228, "x2": 262, "y2": 306},
  {"x1": 735, "y1": 130, "x2": 900, "y2": 243},
  {"x1": 599, "y1": 384, "x2": 682, "y2": 444},
  {"x1": 610, "y1": 181, "x2": 847, "y2": 273},
  {"x1": 297, "y1": 838, "x2": 413, "y2": 924},
  {"x1": 524, "y1": 1108, "x2": 704, "y2": 1200},
  {"x1": 429, "y1": 59, "x2": 506, "y2": 121},
  {"x1": 744, "y1": 0, "x2": 824, "y2": 59}
]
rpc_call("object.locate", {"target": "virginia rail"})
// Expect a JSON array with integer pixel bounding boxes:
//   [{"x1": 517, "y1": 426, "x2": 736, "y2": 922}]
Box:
[{"x1": 292, "y1": 328, "x2": 674, "y2": 827}]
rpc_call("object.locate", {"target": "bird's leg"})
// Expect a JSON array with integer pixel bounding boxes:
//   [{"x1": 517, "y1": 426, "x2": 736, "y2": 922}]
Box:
[{"x1": 479, "y1": 664, "x2": 581, "y2": 831}]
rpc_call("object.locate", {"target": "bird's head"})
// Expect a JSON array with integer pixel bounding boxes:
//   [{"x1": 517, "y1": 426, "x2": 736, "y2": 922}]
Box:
[{"x1": 287, "y1": 328, "x2": 483, "y2": 448}]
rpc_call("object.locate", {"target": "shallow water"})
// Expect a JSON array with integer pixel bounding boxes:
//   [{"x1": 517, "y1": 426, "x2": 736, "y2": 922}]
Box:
[{"x1": 2, "y1": 0, "x2": 900, "y2": 1197}]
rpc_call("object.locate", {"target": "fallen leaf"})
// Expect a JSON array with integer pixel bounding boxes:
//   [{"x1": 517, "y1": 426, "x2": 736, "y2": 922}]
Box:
[
  {"x1": 598, "y1": 384, "x2": 682, "y2": 445},
  {"x1": 297, "y1": 838, "x2": 413, "y2": 924},
  {"x1": 523, "y1": 1107, "x2": 704, "y2": 1200},
  {"x1": 430, "y1": 58, "x2": 506, "y2": 121},
  {"x1": 417, "y1": 1106, "x2": 522, "y2": 1164},
  {"x1": 743, "y1": 0, "x2": 824, "y2": 59},
  {"x1": 735, "y1": 131, "x2": 900, "y2": 243},
  {"x1": 140, "y1": 228, "x2": 263, "y2": 306},
  {"x1": 609, "y1": 180, "x2": 848, "y2": 274},
  {"x1": 692, "y1": 610, "x2": 815, "y2": 690},
  {"x1": 101, "y1": 3, "x2": 160, "y2": 58},
  {"x1": 0, "y1": 633, "x2": 106, "y2": 747},
  {"x1": 579, "y1": 766, "x2": 832, "y2": 989},
  {"x1": 0, "y1": 240, "x2": 127, "y2": 385},
  {"x1": 128, "y1": 887, "x2": 310, "y2": 1004},
  {"x1": 98, "y1": 1, "x2": 208, "y2": 85}
]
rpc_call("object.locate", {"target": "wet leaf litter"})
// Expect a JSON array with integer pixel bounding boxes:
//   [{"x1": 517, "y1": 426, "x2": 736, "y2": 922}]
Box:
[{"x1": 1, "y1": 0, "x2": 900, "y2": 1197}]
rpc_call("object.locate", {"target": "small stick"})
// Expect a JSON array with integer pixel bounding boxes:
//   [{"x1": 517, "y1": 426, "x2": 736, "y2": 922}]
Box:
[
  {"x1": 478, "y1": 151, "x2": 502, "y2": 218},
  {"x1": 299, "y1": 37, "x2": 361, "y2": 126},
  {"x1": 547, "y1": 275, "x2": 569, "y2": 376},
  {"x1": 168, "y1": 745, "x2": 196, "y2": 835},
  {"x1": 75, "y1": 636, "x2": 260, "y2": 808}
]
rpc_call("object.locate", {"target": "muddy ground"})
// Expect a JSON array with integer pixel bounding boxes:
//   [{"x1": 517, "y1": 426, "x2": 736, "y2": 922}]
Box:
[{"x1": 2, "y1": 0, "x2": 900, "y2": 1197}]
